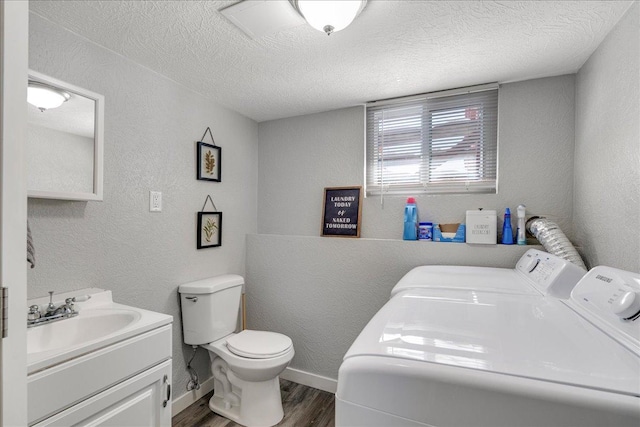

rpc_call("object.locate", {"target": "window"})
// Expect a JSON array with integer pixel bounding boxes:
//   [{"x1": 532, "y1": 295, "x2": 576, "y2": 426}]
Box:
[{"x1": 365, "y1": 84, "x2": 498, "y2": 195}]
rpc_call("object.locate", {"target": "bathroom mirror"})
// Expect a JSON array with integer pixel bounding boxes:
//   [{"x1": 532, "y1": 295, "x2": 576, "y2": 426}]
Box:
[{"x1": 27, "y1": 70, "x2": 104, "y2": 201}]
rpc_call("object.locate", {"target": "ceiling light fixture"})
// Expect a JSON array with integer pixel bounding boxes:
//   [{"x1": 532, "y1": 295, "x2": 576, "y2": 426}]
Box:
[
  {"x1": 292, "y1": 0, "x2": 367, "y2": 36},
  {"x1": 27, "y1": 81, "x2": 70, "y2": 112}
]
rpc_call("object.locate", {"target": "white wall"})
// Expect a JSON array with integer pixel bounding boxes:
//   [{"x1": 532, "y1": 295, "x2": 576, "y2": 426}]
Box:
[
  {"x1": 27, "y1": 14, "x2": 259, "y2": 395},
  {"x1": 574, "y1": 2, "x2": 640, "y2": 272},
  {"x1": 249, "y1": 75, "x2": 574, "y2": 380}
]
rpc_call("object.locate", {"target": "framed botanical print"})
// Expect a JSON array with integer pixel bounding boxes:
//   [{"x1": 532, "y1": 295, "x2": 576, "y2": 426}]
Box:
[
  {"x1": 197, "y1": 211, "x2": 222, "y2": 248},
  {"x1": 197, "y1": 141, "x2": 221, "y2": 182}
]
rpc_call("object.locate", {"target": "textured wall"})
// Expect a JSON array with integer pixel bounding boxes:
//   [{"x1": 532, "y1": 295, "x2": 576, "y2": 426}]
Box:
[
  {"x1": 574, "y1": 3, "x2": 640, "y2": 272},
  {"x1": 257, "y1": 107, "x2": 365, "y2": 236},
  {"x1": 27, "y1": 14, "x2": 258, "y2": 395},
  {"x1": 246, "y1": 234, "x2": 534, "y2": 379},
  {"x1": 258, "y1": 76, "x2": 577, "y2": 240}
]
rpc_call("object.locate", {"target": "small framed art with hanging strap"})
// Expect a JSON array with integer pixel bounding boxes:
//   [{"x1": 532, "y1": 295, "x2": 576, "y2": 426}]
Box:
[
  {"x1": 197, "y1": 127, "x2": 221, "y2": 182},
  {"x1": 197, "y1": 195, "x2": 222, "y2": 249}
]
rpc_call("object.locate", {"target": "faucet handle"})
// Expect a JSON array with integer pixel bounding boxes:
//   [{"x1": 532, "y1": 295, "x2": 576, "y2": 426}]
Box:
[
  {"x1": 72, "y1": 295, "x2": 91, "y2": 303},
  {"x1": 28, "y1": 305, "x2": 41, "y2": 320},
  {"x1": 46, "y1": 291, "x2": 56, "y2": 312},
  {"x1": 64, "y1": 295, "x2": 91, "y2": 314}
]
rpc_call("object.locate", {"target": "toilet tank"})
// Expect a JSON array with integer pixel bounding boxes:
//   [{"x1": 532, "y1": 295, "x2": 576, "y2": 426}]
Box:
[{"x1": 179, "y1": 274, "x2": 244, "y2": 345}]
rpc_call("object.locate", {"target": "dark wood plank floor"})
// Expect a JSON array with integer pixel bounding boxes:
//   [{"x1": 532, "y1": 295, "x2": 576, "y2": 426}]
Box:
[{"x1": 172, "y1": 379, "x2": 335, "y2": 427}]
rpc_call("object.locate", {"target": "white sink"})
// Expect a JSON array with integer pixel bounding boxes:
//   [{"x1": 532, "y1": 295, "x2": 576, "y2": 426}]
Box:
[
  {"x1": 27, "y1": 288, "x2": 172, "y2": 374},
  {"x1": 28, "y1": 309, "x2": 141, "y2": 354}
]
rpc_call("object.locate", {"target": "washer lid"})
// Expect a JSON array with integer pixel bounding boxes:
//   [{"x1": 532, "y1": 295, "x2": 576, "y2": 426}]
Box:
[
  {"x1": 346, "y1": 288, "x2": 640, "y2": 396},
  {"x1": 226, "y1": 330, "x2": 292, "y2": 359},
  {"x1": 390, "y1": 266, "x2": 533, "y2": 297}
]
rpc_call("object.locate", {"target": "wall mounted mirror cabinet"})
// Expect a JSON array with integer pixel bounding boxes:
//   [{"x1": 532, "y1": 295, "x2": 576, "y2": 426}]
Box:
[{"x1": 27, "y1": 70, "x2": 104, "y2": 201}]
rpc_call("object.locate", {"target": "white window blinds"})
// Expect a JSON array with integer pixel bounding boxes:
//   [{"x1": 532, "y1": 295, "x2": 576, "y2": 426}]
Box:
[{"x1": 366, "y1": 84, "x2": 498, "y2": 195}]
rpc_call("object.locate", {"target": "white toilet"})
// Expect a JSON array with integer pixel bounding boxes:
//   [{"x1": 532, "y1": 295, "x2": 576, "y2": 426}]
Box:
[{"x1": 179, "y1": 274, "x2": 294, "y2": 427}]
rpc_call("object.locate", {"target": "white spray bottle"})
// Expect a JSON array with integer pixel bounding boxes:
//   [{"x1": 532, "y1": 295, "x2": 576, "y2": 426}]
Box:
[{"x1": 516, "y1": 204, "x2": 526, "y2": 245}]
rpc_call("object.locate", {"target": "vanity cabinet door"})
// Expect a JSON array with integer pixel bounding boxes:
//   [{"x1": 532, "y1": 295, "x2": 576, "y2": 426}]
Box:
[
  {"x1": 29, "y1": 325, "x2": 172, "y2": 424},
  {"x1": 33, "y1": 360, "x2": 172, "y2": 427}
]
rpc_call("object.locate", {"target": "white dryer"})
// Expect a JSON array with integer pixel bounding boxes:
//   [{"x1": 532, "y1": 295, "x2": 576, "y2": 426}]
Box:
[
  {"x1": 336, "y1": 266, "x2": 640, "y2": 426},
  {"x1": 391, "y1": 249, "x2": 585, "y2": 299}
]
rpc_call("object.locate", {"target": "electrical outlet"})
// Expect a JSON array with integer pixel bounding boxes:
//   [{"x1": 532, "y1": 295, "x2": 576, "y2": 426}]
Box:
[{"x1": 150, "y1": 191, "x2": 162, "y2": 212}]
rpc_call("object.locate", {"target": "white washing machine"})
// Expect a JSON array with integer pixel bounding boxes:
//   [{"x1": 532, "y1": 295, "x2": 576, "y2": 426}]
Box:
[
  {"x1": 391, "y1": 248, "x2": 586, "y2": 299},
  {"x1": 336, "y1": 266, "x2": 640, "y2": 426}
]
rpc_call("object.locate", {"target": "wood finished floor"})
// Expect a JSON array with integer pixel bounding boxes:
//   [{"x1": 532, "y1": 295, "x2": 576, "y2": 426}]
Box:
[{"x1": 172, "y1": 379, "x2": 335, "y2": 427}]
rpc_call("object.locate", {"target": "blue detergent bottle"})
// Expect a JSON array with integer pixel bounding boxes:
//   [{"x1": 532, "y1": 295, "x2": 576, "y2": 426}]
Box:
[
  {"x1": 403, "y1": 197, "x2": 418, "y2": 240},
  {"x1": 501, "y1": 208, "x2": 514, "y2": 245}
]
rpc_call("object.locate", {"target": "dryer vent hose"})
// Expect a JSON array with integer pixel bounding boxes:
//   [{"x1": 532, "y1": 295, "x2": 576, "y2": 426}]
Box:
[{"x1": 526, "y1": 217, "x2": 587, "y2": 270}]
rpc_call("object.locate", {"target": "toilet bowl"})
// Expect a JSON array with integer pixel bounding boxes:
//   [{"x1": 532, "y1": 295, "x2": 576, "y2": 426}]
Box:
[
  {"x1": 205, "y1": 330, "x2": 294, "y2": 381},
  {"x1": 178, "y1": 275, "x2": 295, "y2": 427},
  {"x1": 203, "y1": 330, "x2": 294, "y2": 426}
]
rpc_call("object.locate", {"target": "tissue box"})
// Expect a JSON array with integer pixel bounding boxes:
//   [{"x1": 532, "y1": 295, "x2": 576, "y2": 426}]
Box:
[
  {"x1": 433, "y1": 223, "x2": 466, "y2": 243},
  {"x1": 465, "y1": 209, "x2": 497, "y2": 244}
]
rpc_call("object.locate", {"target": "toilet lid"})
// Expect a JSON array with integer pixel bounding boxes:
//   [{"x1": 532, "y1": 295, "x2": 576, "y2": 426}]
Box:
[{"x1": 226, "y1": 330, "x2": 292, "y2": 359}]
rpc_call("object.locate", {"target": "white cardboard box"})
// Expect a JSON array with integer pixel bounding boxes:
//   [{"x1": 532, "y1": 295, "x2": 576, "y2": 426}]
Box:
[{"x1": 465, "y1": 209, "x2": 497, "y2": 244}]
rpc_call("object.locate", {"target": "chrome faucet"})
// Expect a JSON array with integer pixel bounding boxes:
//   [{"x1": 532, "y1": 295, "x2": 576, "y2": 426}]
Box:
[
  {"x1": 49, "y1": 298, "x2": 75, "y2": 316},
  {"x1": 45, "y1": 291, "x2": 57, "y2": 316},
  {"x1": 28, "y1": 291, "x2": 91, "y2": 327}
]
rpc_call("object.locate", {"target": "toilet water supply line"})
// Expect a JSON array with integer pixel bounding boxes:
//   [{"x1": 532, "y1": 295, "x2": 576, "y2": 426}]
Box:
[
  {"x1": 186, "y1": 345, "x2": 201, "y2": 391},
  {"x1": 526, "y1": 217, "x2": 587, "y2": 270}
]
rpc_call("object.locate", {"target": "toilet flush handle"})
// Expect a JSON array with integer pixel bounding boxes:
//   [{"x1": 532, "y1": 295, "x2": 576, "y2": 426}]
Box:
[{"x1": 185, "y1": 296, "x2": 198, "y2": 303}]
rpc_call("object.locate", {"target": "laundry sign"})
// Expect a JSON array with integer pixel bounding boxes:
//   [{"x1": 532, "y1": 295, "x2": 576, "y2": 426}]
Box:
[{"x1": 321, "y1": 186, "x2": 362, "y2": 238}]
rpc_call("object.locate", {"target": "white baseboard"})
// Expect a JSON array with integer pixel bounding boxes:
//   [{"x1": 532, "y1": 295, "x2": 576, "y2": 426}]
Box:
[
  {"x1": 280, "y1": 367, "x2": 337, "y2": 394},
  {"x1": 172, "y1": 367, "x2": 337, "y2": 415},
  {"x1": 172, "y1": 376, "x2": 215, "y2": 415}
]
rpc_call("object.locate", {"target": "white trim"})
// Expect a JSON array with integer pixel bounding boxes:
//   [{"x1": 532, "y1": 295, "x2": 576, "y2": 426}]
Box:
[
  {"x1": 1, "y1": 1, "x2": 29, "y2": 425},
  {"x1": 172, "y1": 367, "x2": 337, "y2": 415},
  {"x1": 172, "y1": 376, "x2": 215, "y2": 415},
  {"x1": 280, "y1": 367, "x2": 337, "y2": 394},
  {"x1": 367, "y1": 82, "x2": 499, "y2": 108},
  {"x1": 26, "y1": 69, "x2": 104, "y2": 201}
]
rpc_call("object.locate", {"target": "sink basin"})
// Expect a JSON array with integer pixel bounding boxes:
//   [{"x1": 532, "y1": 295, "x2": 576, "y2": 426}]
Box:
[
  {"x1": 28, "y1": 309, "x2": 141, "y2": 355},
  {"x1": 27, "y1": 288, "x2": 172, "y2": 374}
]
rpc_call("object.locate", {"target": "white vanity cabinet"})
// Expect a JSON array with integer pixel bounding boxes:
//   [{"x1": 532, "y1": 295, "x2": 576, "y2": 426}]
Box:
[{"x1": 28, "y1": 323, "x2": 173, "y2": 426}]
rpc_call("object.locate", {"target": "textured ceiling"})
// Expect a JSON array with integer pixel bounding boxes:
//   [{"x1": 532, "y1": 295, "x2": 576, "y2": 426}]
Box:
[{"x1": 30, "y1": 1, "x2": 633, "y2": 122}]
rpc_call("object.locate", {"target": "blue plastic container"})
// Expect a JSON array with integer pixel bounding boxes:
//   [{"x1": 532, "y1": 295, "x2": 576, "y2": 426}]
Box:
[
  {"x1": 501, "y1": 208, "x2": 514, "y2": 245},
  {"x1": 403, "y1": 197, "x2": 418, "y2": 240},
  {"x1": 418, "y1": 222, "x2": 433, "y2": 240}
]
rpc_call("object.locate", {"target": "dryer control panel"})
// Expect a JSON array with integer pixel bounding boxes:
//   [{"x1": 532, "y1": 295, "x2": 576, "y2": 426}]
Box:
[
  {"x1": 515, "y1": 249, "x2": 586, "y2": 298},
  {"x1": 567, "y1": 266, "x2": 640, "y2": 355}
]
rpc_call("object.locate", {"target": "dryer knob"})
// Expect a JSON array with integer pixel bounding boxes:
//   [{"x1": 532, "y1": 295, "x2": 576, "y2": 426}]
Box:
[
  {"x1": 523, "y1": 257, "x2": 540, "y2": 273},
  {"x1": 612, "y1": 291, "x2": 640, "y2": 320}
]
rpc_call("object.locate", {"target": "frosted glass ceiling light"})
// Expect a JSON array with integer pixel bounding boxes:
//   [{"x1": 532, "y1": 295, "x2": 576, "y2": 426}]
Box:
[
  {"x1": 293, "y1": 0, "x2": 367, "y2": 35},
  {"x1": 27, "y1": 82, "x2": 70, "y2": 112}
]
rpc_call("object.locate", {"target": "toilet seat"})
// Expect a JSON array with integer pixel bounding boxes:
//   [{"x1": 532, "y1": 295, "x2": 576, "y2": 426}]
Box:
[{"x1": 226, "y1": 330, "x2": 292, "y2": 359}]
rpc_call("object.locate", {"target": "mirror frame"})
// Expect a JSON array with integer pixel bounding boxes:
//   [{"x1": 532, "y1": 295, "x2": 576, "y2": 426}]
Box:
[{"x1": 27, "y1": 70, "x2": 104, "y2": 201}]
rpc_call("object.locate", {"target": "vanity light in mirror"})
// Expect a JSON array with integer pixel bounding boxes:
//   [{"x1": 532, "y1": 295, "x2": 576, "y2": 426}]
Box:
[
  {"x1": 27, "y1": 82, "x2": 70, "y2": 111},
  {"x1": 27, "y1": 70, "x2": 104, "y2": 201}
]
